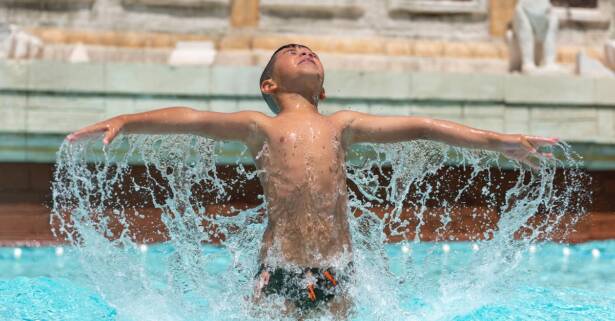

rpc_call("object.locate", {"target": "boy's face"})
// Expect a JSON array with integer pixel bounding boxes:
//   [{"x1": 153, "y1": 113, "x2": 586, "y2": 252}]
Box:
[{"x1": 270, "y1": 46, "x2": 325, "y2": 96}]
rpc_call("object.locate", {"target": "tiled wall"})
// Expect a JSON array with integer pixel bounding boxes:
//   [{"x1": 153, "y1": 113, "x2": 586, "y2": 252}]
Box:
[{"x1": 2, "y1": 61, "x2": 615, "y2": 163}]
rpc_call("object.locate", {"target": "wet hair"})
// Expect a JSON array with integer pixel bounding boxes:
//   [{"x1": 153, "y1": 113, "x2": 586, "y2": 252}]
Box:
[{"x1": 259, "y1": 43, "x2": 312, "y2": 114}]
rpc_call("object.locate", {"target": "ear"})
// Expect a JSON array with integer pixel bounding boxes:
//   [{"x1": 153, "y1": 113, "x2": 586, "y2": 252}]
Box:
[
  {"x1": 319, "y1": 87, "x2": 326, "y2": 101},
  {"x1": 261, "y1": 79, "x2": 278, "y2": 95}
]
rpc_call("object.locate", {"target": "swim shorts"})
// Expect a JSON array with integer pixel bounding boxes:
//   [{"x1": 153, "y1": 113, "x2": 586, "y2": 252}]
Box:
[{"x1": 256, "y1": 263, "x2": 353, "y2": 310}]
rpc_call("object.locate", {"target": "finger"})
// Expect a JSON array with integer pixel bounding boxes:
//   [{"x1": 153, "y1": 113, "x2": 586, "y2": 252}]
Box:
[
  {"x1": 526, "y1": 136, "x2": 559, "y2": 147},
  {"x1": 263, "y1": 271, "x2": 270, "y2": 285},
  {"x1": 540, "y1": 152, "x2": 553, "y2": 159},
  {"x1": 67, "y1": 124, "x2": 106, "y2": 141},
  {"x1": 102, "y1": 128, "x2": 119, "y2": 145},
  {"x1": 70, "y1": 125, "x2": 103, "y2": 139},
  {"x1": 521, "y1": 139, "x2": 537, "y2": 154}
]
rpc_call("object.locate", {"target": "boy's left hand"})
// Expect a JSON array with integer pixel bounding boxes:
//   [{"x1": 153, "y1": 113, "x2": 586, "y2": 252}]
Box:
[
  {"x1": 498, "y1": 135, "x2": 558, "y2": 169},
  {"x1": 66, "y1": 116, "x2": 126, "y2": 145}
]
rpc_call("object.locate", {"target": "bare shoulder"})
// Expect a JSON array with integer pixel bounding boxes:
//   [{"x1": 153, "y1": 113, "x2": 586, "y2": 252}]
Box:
[
  {"x1": 236, "y1": 110, "x2": 272, "y2": 121},
  {"x1": 327, "y1": 110, "x2": 362, "y2": 126},
  {"x1": 233, "y1": 110, "x2": 272, "y2": 128},
  {"x1": 235, "y1": 110, "x2": 272, "y2": 146}
]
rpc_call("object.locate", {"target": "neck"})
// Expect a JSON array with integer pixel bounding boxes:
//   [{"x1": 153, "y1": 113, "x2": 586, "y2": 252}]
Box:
[{"x1": 275, "y1": 92, "x2": 319, "y2": 114}]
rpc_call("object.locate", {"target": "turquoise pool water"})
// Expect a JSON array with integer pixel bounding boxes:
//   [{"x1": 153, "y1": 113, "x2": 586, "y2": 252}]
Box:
[
  {"x1": 25, "y1": 137, "x2": 603, "y2": 320},
  {"x1": 1, "y1": 241, "x2": 614, "y2": 321}
]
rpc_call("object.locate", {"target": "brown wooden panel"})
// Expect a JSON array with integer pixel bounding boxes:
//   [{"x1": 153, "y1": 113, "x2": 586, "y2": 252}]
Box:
[
  {"x1": 0, "y1": 162, "x2": 613, "y2": 244},
  {"x1": 0, "y1": 163, "x2": 29, "y2": 192}
]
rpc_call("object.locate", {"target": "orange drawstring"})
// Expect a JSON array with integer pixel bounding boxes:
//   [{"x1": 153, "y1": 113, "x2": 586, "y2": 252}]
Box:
[
  {"x1": 307, "y1": 283, "x2": 316, "y2": 301},
  {"x1": 306, "y1": 271, "x2": 339, "y2": 301},
  {"x1": 323, "y1": 271, "x2": 337, "y2": 286}
]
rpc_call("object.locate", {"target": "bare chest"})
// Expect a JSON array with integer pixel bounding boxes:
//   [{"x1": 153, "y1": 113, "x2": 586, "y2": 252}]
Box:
[
  {"x1": 264, "y1": 120, "x2": 344, "y2": 164},
  {"x1": 251, "y1": 118, "x2": 348, "y2": 196}
]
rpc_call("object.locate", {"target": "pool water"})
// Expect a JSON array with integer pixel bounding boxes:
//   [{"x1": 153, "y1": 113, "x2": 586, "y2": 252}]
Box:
[
  {"x1": 23, "y1": 136, "x2": 602, "y2": 320},
  {"x1": 1, "y1": 241, "x2": 614, "y2": 321}
]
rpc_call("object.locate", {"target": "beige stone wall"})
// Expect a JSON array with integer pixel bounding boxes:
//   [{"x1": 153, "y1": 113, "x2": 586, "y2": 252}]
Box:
[
  {"x1": 1, "y1": 0, "x2": 612, "y2": 44},
  {"x1": 13, "y1": 27, "x2": 606, "y2": 75},
  {"x1": 0, "y1": 0, "x2": 611, "y2": 75}
]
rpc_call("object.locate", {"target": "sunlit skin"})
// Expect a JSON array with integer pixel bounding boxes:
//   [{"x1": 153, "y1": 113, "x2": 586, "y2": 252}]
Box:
[{"x1": 67, "y1": 45, "x2": 557, "y2": 319}]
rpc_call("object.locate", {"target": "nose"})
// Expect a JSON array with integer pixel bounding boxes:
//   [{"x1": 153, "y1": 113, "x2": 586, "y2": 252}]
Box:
[{"x1": 301, "y1": 51, "x2": 315, "y2": 59}]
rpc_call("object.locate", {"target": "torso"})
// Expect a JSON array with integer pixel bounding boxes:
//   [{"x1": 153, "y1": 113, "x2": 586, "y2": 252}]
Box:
[{"x1": 246, "y1": 111, "x2": 353, "y2": 268}]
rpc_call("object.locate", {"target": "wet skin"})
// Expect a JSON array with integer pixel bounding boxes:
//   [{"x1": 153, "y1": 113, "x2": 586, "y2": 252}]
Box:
[
  {"x1": 248, "y1": 46, "x2": 355, "y2": 268},
  {"x1": 249, "y1": 111, "x2": 354, "y2": 268}
]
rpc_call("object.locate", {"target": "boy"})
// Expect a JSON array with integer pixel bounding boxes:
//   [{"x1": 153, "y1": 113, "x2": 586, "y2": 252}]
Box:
[{"x1": 67, "y1": 44, "x2": 556, "y2": 319}]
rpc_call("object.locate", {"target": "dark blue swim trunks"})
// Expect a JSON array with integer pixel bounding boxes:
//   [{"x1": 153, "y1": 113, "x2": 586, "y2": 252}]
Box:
[{"x1": 256, "y1": 263, "x2": 353, "y2": 310}]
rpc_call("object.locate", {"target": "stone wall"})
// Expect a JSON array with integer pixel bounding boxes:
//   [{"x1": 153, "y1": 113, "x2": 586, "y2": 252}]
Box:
[
  {"x1": 1, "y1": 1, "x2": 611, "y2": 75},
  {"x1": 0, "y1": 0, "x2": 612, "y2": 43},
  {"x1": 16, "y1": 28, "x2": 607, "y2": 72}
]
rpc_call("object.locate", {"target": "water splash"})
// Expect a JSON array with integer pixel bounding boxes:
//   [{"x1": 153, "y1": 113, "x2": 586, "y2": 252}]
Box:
[{"x1": 51, "y1": 135, "x2": 590, "y2": 321}]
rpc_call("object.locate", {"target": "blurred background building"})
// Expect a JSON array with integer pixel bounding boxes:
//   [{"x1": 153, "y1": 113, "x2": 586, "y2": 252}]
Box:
[
  {"x1": 2, "y1": 0, "x2": 615, "y2": 71},
  {"x1": 1, "y1": 0, "x2": 614, "y2": 244}
]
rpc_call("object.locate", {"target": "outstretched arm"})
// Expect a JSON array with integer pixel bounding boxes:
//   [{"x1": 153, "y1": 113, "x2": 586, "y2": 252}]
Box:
[
  {"x1": 335, "y1": 111, "x2": 557, "y2": 168},
  {"x1": 66, "y1": 107, "x2": 267, "y2": 144}
]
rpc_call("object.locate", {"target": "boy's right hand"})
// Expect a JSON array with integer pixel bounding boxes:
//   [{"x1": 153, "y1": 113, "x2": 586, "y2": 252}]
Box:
[{"x1": 66, "y1": 116, "x2": 125, "y2": 145}]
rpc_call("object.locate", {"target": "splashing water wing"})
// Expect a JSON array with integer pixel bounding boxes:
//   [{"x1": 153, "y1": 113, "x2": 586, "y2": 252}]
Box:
[{"x1": 51, "y1": 134, "x2": 592, "y2": 321}]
